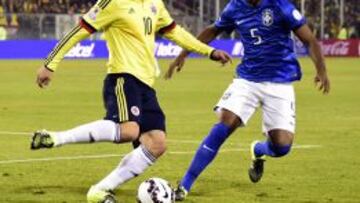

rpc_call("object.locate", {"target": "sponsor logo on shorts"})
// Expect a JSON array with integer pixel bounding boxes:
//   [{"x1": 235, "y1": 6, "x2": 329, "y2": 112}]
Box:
[
  {"x1": 222, "y1": 92, "x2": 232, "y2": 100},
  {"x1": 131, "y1": 106, "x2": 140, "y2": 117}
]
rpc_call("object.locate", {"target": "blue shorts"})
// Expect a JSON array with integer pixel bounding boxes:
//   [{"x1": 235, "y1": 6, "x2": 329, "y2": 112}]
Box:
[{"x1": 103, "y1": 73, "x2": 166, "y2": 134}]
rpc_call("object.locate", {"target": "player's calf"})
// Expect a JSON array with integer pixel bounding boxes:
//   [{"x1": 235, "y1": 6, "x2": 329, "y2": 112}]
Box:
[{"x1": 177, "y1": 110, "x2": 241, "y2": 199}]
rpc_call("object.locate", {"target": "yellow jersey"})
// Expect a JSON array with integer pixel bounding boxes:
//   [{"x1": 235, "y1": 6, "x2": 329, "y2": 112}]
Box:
[{"x1": 45, "y1": 0, "x2": 214, "y2": 87}]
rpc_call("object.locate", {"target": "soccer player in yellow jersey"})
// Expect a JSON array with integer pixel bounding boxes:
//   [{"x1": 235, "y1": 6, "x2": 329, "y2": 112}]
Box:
[{"x1": 30, "y1": 0, "x2": 231, "y2": 202}]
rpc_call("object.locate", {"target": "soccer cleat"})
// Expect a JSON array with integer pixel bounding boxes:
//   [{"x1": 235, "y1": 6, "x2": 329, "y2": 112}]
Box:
[
  {"x1": 248, "y1": 141, "x2": 266, "y2": 183},
  {"x1": 30, "y1": 130, "x2": 55, "y2": 150},
  {"x1": 87, "y1": 186, "x2": 117, "y2": 203},
  {"x1": 174, "y1": 184, "x2": 188, "y2": 201}
]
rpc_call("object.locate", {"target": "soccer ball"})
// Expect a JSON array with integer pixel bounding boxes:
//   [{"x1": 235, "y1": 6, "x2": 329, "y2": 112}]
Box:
[{"x1": 137, "y1": 177, "x2": 175, "y2": 203}]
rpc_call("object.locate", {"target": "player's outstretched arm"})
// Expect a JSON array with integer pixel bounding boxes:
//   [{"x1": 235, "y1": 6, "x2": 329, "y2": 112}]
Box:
[
  {"x1": 162, "y1": 25, "x2": 231, "y2": 79},
  {"x1": 37, "y1": 25, "x2": 91, "y2": 88},
  {"x1": 164, "y1": 25, "x2": 223, "y2": 79},
  {"x1": 294, "y1": 24, "x2": 330, "y2": 94}
]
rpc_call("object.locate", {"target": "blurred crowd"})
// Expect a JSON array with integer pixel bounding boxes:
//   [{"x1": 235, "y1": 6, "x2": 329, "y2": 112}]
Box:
[
  {"x1": 293, "y1": 0, "x2": 359, "y2": 38},
  {"x1": 0, "y1": 0, "x2": 97, "y2": 39},
  {"x1": 0, "y1": 0, "x2": 96, "y2": 14},
  {"x1": 0, "y1": 0, "x2": 359, "y2": 40}
]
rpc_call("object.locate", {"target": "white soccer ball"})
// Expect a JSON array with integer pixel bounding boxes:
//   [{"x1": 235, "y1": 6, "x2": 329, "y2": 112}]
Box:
[{"x1": 137, "y1": 177, "x2": 175, "y2": 203}]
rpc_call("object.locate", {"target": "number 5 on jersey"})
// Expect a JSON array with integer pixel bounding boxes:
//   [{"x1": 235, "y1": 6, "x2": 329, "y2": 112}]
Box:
[{"x1": 250, "y1": 28, "x2": 262, "y2": 45}]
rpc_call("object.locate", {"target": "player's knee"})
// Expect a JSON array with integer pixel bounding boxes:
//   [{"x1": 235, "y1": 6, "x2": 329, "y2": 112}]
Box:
[
  {"x1": 151, "y1": 138, "x2": 167, "y2": 157},
  {"x1": 268, "y1": 129, "x2": 294, "y2": 146},
  {"x1": 271, "y1": 143, "x2": 292, "y2": 157},
  {"x1": 218, "y1": 109, "x2": 242, "y2": 132},
  {"x1": 268, "y1": 129, "x2": 293, "y2": 157},
  {"x1": 140, "y1": 130, "x2": 167, "y2": 158},
  {"x1": 119, "y1": 122, "x2": 140, "y2": 142}
]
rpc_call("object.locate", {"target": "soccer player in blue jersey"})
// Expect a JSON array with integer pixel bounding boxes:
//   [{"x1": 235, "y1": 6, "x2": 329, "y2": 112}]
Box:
[{"x1": 165, "y1": 0, "x2": 330, "y2": 200}]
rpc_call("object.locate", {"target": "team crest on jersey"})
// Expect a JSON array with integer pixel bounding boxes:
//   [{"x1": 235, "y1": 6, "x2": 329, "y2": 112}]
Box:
[
  {"x1": 150, "y1": 3, "x2": 157, "y2": 15},
  {"x1": 262, "y1": 9, "x2": 274, "y2": 26},
  {"x1": 88, "y1": 6, "x2": 100, "y2": 21}
]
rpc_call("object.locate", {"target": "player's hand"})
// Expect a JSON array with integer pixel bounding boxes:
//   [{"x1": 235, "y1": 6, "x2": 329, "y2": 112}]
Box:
[
  {"x1": 36, "y1": 66, "x2": 53, "y2": 88},
  {"x1": 314, "y1": 70, "x2": 330, "y2": 94},
  {"x1": 210, "y1": 50, "x2": 232, "y2": 66},
  {"x1": 164, "y1": 54, "x2": 187, "y2": 80}
]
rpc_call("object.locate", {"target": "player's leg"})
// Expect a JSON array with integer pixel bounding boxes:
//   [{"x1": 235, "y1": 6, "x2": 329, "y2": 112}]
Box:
[
  {"x1": 249, "y1": 130, "x2": 294, "y2": 183},
  {"x1": 31, "y1": 74, "x2": 140, "y2": 150},
  {"x1": 30, "y1": 121, "x2": 139, "y2": 149},
  {"x1": 88, "y1": 78, "x2": 166, "y2": 202},
  {"x1": 176, "y1": 79, "x2": 260, "y2": 200},
  {"x1": 176, "y1": 110, "x2": 241, "y2": 198},
  {"x1": 249, "y1": 83, "x2": 295, "y2": 183},
  {"x1": 91, "y1": 130, "x2": 166, "y2": 192},
  {"x1": 87, "y1": 131, "x2": 162, "y2": 203},
  {"x1": 253, "y1": 130, "x2": 294, "y2": 158}
]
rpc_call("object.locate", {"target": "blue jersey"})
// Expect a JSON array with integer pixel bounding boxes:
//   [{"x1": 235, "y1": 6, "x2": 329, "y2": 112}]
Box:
[{"x1": 215, "y1": 0, "x2": 306, "y2": 83}]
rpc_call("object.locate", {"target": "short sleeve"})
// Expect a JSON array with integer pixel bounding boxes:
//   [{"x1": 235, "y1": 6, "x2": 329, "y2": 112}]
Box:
[
  {"x1": 214, "y1": 2, "x2": 236, "y2": 33},
  {"x1": 156, "y1": 1, "x2": 175, "y2": 32},
  {"x1": 82, "y1": 0, "x2": 118, "y2": 31},
  {"x1": 281, "y1": 1, "x2": 306, "y2": 30}
]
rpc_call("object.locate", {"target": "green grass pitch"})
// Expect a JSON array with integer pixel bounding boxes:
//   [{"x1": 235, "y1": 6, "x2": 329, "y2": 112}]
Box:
[{"x1": 0, "y1": 58, "x2": 359, "y2": 203}]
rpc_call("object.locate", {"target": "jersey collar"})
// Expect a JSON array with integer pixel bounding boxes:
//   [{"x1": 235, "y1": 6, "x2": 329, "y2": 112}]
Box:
[{"x1": 240, "y1": 0, "x2": 265, "y2": 8}]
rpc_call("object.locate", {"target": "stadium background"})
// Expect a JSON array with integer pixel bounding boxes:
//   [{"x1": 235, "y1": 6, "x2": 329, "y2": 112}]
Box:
[
  {"x1": 0, "y1": 0, "x2": 359, "y2": 39},
  {"x1": 0, "y1": 0, "x2": 359, "y2": 203},
  {"x1": 0, "y1": 0, "x2": 359, "y2": 59}
]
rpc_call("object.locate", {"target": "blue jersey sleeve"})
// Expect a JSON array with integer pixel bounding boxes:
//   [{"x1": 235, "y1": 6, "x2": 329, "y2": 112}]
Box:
[
  {"x1": 280, "y1": 0, "x2": 306, "y2": 30},
  {"x1": 214, "y1": 1, "x2": 236, "y2": 33}
]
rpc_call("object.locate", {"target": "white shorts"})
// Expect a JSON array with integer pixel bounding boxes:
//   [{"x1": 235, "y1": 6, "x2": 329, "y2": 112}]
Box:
[{"x1": 216, "y1": 79, "x2": 296, "y2": 134}]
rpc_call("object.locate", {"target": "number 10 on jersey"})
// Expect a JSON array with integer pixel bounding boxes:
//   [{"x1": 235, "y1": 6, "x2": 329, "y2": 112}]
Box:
[{"x1": 143, "y1": 17, "x2": 153, "y2": 35}]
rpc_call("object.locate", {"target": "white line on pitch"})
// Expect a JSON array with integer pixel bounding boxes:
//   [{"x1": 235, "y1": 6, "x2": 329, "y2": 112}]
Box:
[
  {"x1": 0, "y1": 131, "x2": 319, "y2": 147},
  {"x1": 0, "y1": 145, "x2": 321, "y2": 165},
  {"x1": 0, "y1": 131, "x2": 30, "y2": 136},
  {"x1": 0, "y1": 154, "x2": 125, "y2": 165}
]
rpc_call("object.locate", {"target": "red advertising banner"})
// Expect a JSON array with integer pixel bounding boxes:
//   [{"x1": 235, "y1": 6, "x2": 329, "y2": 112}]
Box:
[{"x1": 320, "y1": 39, "x2": 360, "y2": 57}]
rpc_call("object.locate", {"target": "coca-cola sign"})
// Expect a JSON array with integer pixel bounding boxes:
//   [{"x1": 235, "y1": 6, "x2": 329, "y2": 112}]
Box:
[{"x1": 320, "y1": 39, "x2": 359, "y2": 57}]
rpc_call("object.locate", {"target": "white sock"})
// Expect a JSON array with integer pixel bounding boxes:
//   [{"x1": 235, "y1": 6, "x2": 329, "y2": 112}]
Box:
[
  {"x1": 94, "y1": 145, "x2": 156, "y2": 191},
  {"x1": 52, "y1": 120, "x2": 120, "y2": 146}
]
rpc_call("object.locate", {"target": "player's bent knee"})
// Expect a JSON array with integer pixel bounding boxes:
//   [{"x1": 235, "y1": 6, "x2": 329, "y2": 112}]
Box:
[
  {"x1": 151, "y1": 139, "x2": 167, "y2": 158},
  {"x1": 140, "y1": 130, "x2": 167, "y2": 158},
  {"x1": 271, "y1": 144, "x2": 292, "y2": 157},
  {"x1": 119, "y1": 122, "x2": 140, "y2": 143},
  {"x1": 268, "y1": 129, "x2": 294, "y2": 146},
  {"x1": 268, "y1": 129, "x2": 293, "y2": 157}
]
